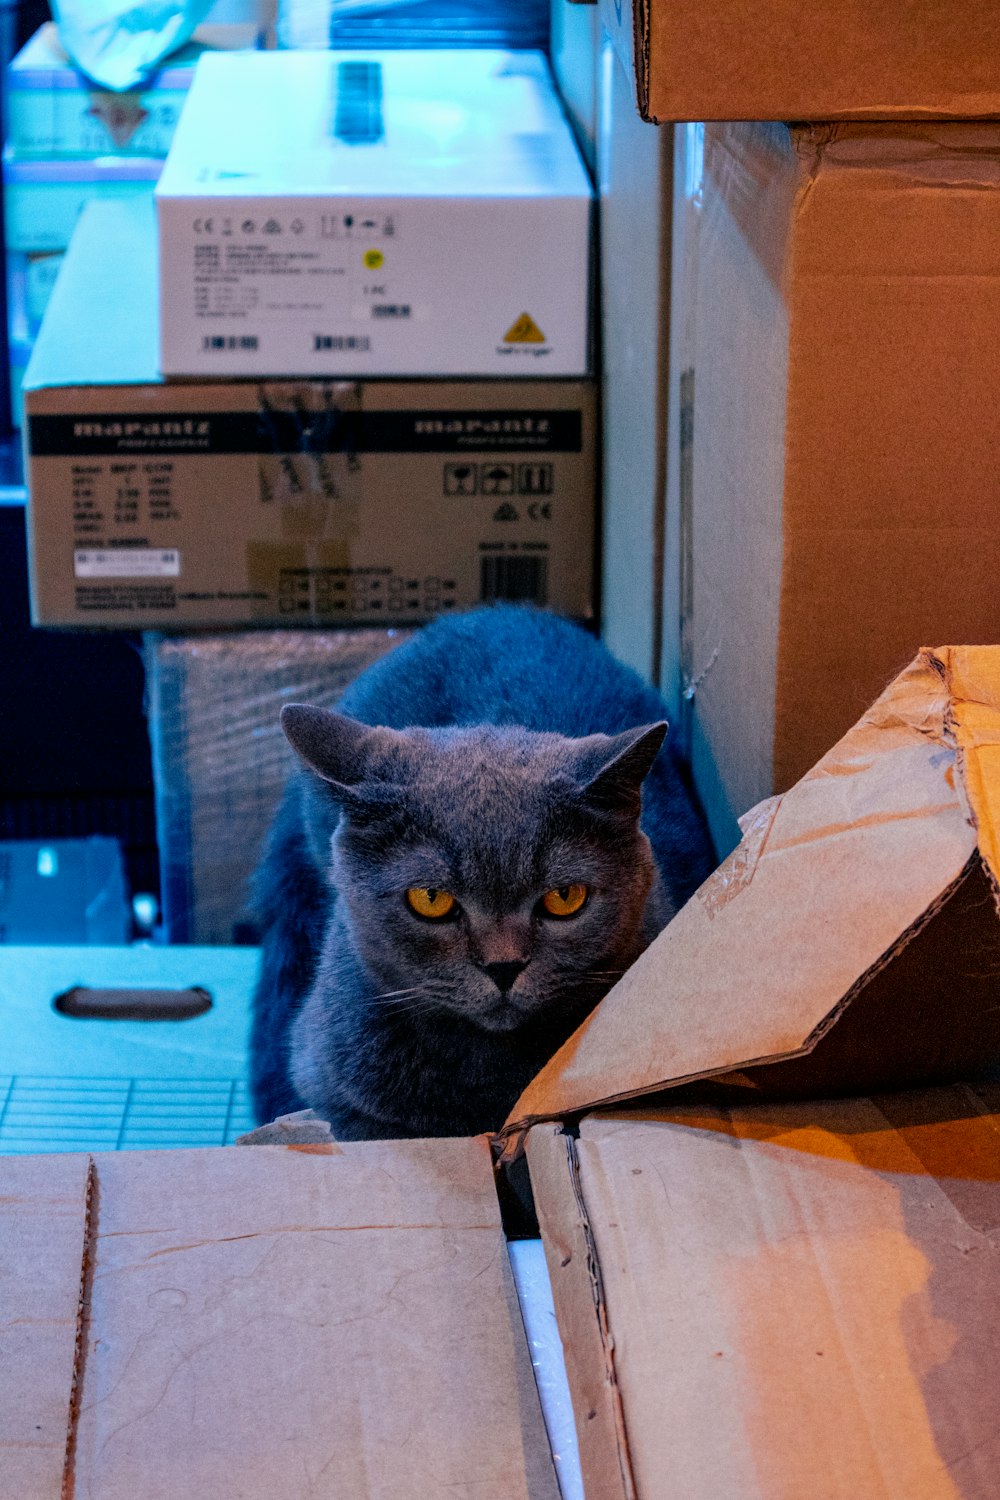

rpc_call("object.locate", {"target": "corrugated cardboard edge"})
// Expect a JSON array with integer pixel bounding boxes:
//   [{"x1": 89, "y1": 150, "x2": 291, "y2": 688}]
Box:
[
  {"x1": 495, "y1": 647, "x2": 986, "y2": 1160},
  {"x1": 525, "y1": 1125, "x2": 636, "y2": 1500},
  {"x1": 60, "y1": 1156, "x2": 96, "y2": 1500},
  {"x1": 933, "y1": 644, "x2": 1000, "y2": 906}
]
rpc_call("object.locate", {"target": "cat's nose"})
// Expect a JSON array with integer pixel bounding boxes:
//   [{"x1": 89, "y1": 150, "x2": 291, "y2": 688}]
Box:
[{"x1": 482, "y1": 960, "x2": 527, "y2": 993}]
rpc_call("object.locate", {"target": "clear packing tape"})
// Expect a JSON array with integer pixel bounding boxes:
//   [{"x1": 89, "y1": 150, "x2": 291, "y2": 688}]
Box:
[{"x1": 50, "y1": 0, "x2": 217, "y2": 92}]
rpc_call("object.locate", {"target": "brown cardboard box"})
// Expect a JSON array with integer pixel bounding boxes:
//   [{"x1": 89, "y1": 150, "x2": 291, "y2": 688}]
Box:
[
  {"x1": 602, "y1": 0, "x2": 1000, "y2": 123},
  {"x1": 24, "y1": 202, "x2": 595, "y2": 630},
  {"x1": 2, "y1": 1139, "x2": 559, "y2": 1500},
  {"x1": 11, "y1": 648, "x2": 1000, "y2": 1495},
  {"x1": 145, "y1": 629, "x2": 413, "y2": 943},
  {"x1": 501, "y1": 647, "x2": 1000, "y2": 1139},
  {"x1": 662, "y1": 121, "x2": 1000, "y2": 856},
  {"x1": 499, "y1": 644, "x2": 1000, "y2": 1496},
  {"x1": 528, "y1": 1087, "x2": 1000, "y2": 1500}
]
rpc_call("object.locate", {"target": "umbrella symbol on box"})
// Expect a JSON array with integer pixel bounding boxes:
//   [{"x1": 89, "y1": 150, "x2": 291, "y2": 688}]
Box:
[{"x1": 480, "y1": 464, "x2": 515, "y2": 495}]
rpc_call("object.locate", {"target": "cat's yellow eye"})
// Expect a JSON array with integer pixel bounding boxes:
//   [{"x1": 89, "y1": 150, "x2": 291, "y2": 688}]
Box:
[
  {"x1": 406, "y1": 887, "x2": 457, "y2": 920},
  {"x1": 541, "y1": 883, "x2": 589, "y2": 918}
]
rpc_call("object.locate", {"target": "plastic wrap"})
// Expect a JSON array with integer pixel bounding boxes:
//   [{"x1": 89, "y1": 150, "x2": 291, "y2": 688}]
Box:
[
  {"x1": 49, "y1": 0, "x2": 217, "y2": 91},
  {"x1": 145, "y1": 628, "x2": 411, "y2": 944}
]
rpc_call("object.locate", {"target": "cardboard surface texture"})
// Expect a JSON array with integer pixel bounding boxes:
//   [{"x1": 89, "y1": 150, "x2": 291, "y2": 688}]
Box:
[
  {"x1": 25, "y1": 202, "x2": 595, "y2": 629},
  {"x1": 0, "y1": 1155, "x2": 92, "y2": 1499},
  {"x1": 663, "y1": 122, "x2": 1000, "y2": 855},
  {"x1": 529, "y1": 1086, "x2": 1000, "y2": 1499},
  {"x1": 501, "y1": 647, "x2": 1000, "y2": 1146},
  {"x1": 601, "y1": 0, "x2": 1000, "y2": 122},
  {"x1": 3, "y1": 1140, "x2": 558, "y2": 1500}
]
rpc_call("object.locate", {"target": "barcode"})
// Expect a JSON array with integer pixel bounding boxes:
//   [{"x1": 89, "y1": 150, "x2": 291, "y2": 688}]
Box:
[
  {"x1": 480, "y1": 556, "x2": 548, "y2": 605},
  {"x1": 334, "y1": 59, "x2": 384, "y2": 144},
  {"x1": 202, "y1": 336, "x2": 259, "y2": 351},
  {"x1": 371, "y1": 304, "x2": 411, "y2": 319},
  {"x1": 313, "y1": 335, "x2": 371, "y2": 352}
]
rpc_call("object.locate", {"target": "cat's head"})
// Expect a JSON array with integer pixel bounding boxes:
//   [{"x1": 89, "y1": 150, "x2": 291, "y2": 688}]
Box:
[{"x1": 281, "y1": 706, "x2": 667, "y2": 1035}]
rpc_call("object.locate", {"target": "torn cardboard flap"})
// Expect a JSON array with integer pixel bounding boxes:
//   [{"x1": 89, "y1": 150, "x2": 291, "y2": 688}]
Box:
[
  {"x1": 529, "y1": 1084, "x2": 1000, "y2": 1500},
  {"x1": 5, "y1": 1140, "x2": 558, "y2": 1500},
  {"x1": 500, "y1": 648, "x2": 1000, "y2": 1152}
]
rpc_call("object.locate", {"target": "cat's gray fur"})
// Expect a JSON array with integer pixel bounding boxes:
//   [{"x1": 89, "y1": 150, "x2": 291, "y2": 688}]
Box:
[{"x1": 250, "y1": 606, "x2": 715, "y2": 1137}]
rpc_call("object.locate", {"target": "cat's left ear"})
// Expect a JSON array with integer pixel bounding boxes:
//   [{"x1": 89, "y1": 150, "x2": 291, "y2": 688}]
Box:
[
  {"x1": 576, "y1": 722, "x2": 668, "y2": 814},
  {"x1": 280, "y1": 705, "x2": 402, "y2": 800}
]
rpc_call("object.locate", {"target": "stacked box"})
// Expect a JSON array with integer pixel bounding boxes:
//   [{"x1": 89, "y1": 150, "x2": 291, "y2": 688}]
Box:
[
  {"x1": 3, "y1": 23, "x2": 254, "y2": 427},
  {"x1": 155, "y1": 49, "x2": 592, "y2": 378},
  {"x1": 144, "y1": 628, "x2": 413, "y2": 943},
  {"x1": 659, "y1": 120, "x2": 1000, "y2": 857}
]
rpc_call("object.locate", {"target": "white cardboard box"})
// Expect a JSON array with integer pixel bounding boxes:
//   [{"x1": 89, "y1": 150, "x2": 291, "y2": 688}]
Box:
[{"x1": 156, "y1": 49, "x2": 593, "y2": 378}]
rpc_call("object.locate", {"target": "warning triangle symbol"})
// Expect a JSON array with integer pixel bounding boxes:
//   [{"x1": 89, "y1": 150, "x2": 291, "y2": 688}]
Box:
[{"x1": 503, "y1": 312, "x2": 546, "y2": 344}]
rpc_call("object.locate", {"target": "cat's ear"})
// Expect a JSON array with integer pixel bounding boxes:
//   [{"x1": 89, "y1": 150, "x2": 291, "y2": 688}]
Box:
[
  {"x1": 576, "y1": 722, "x2": 668, "y2": 814},
  {"x1": 280, "y1": 705, "x2": 398, "y2": 798}
]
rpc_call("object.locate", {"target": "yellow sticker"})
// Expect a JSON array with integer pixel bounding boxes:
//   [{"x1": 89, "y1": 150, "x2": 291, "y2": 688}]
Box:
[
  {"x1": 503, "y1": 312, "x2": 546, "y2": 344},
  {"x1": 363, "y1": 248, "x2": 384, "y2": 269}
]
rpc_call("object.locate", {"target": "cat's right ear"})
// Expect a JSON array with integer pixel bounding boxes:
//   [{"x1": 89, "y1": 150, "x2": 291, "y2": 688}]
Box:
[{"x1": 280, "y1": 705, "x2": 394, "y2": 799}]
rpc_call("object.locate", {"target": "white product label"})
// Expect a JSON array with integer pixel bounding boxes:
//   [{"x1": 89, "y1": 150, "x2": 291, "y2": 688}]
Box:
[{"x1": 74, "y1": 549, "x2": 181, "y2": 579}]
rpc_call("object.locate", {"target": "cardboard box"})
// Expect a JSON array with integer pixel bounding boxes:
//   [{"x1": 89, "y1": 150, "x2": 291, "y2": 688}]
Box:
[
  {"x1": 602, "y1": 0, "x2": 1000, "y2": 123},
  {"x1": 156, "y1": 50, "x2": 592, "y2": 378},
  {"x1": 528, "y1": 1087, "x2": 1000, "y2": 1500},
  {"x1": 25, "y1": 202, "x2": 596, "y2": 629},
  {"x1": 1, "y1": 1140, "x2": 559, "y2": 1500},
  {"x1": 6, "y1": 23, "x2": 256, "y2": 159},
  {"x1": 501, "y1": 647, "x2": 1000, "y2": 1141},
  {"x1": 500, "y1": 644, "x2": 1000, "y2": 1497},
  {"x1": 3, "y1": 149, "x2": 160, "y2": 252},
  {"x1": 145, "y1": 629, "x2": 413, "y2": 943},
  {"x1": 10, "y1": 649, "x2": 1000, "y2": 1494},
  {"x1": 661, "y1": 121, "x2": 1000, "y2": 857}
]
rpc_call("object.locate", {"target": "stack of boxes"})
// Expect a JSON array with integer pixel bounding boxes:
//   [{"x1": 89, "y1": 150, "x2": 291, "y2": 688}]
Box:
[
  {"x1": 21, "y1": 44, "x2": 596, "y2": 939},
  {"x1": 589, "y1": 0, "x2": 1000, "y2": 858},
  {"x1": 3, "y1": 23, "x2": 254, "y2": 426}
]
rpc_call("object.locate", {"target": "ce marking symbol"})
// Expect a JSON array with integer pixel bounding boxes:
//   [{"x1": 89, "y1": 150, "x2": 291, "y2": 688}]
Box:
[
  {"x1": 193, "y1": 217, "x2": 215, "y2": 234},
  {"x1": 527, "y1": 501, "x2": 552, "y2": 521}
]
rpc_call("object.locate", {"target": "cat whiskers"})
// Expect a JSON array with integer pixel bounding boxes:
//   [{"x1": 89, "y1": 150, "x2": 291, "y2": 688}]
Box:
[{"x1": 368, "y1": 981, "x2": 457, "y2": 1016}]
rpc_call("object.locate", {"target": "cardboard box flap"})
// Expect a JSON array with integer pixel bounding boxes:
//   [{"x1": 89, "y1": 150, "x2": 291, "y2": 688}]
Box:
[
  {"x1": 0, "y1": 1154, "x2": 93, "y2": 1500},
  {"x1": 529, "y1": 1084, "x2": 1000, "y2": 1499},
  {"x1": 500, "y1": 649, "x2": 1000, "y2": 1152},
  {"x1": 19, "y1": 1140, "x2": 557, "y2": 1500}
]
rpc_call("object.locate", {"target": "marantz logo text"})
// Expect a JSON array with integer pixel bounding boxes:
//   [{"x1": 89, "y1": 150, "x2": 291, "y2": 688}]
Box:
[
  {"x1": 72, "y1": 419, "x2": 211, "y2": 438},
  {"x1": 412, "y1": 417, "x2": 551, "y2": 436}
]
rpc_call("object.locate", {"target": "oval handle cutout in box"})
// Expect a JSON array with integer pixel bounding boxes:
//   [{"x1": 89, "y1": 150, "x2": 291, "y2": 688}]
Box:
[{"x1": 53, "y1": 986, "x2": 213, "y2": 1021}]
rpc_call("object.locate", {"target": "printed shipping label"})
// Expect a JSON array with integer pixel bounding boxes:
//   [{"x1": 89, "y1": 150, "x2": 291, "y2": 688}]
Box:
[{"x1": 74, "y1": 548, "x2": 181, "y2": 578}]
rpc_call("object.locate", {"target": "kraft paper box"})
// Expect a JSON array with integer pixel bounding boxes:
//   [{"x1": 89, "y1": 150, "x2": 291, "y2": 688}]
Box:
[
  {"x1": 0, "y1": 1140, "x2": 559, "y2": 1500},
  {"x1": 156, "y1": 49, "x2": 592, "y2": 378},
  {"x1": 528, "y1": 1086, "x2": 1000, "y2": 1500},
  {"x1": 24, "y1": 202, "x2": 595, "y2": 630},
  {"x1": 602, "y1": 0, "x2": 1000, "y2": 122},
  {"x1": 10, "y1": 648, "x2": 1000, "y2": 1497},
  {"x1": 496, "y1": 645, "x2": 1000, "y2": 1499},
  {"x1": 662, "y1": 121, "x2": 1000, "y2": 856}
]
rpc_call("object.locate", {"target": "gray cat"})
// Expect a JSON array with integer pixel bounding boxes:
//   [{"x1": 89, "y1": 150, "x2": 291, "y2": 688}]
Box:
[{"x1": 250, "y1": 606, "x2": 714, "y2": 1137}]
